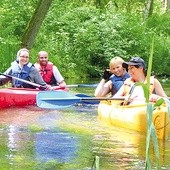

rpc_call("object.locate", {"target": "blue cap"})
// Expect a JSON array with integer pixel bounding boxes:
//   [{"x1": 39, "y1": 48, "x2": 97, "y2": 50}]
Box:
[{"x1": 122, "y1": 57, "x2": 146, "y2": 69}]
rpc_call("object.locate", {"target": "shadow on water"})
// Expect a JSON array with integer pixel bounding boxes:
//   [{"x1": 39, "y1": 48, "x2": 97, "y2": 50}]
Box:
[{"x1": 0, "y1": 78, "x2": 170, "y2": 169}]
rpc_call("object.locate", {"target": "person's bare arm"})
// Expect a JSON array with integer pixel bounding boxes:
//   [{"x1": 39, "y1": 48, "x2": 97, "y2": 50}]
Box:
[
  {"x1": 154, "y1": 79, "x2": 167, "y2": 97},
  {"x1": 94, "y1": 79, "x2": 112, "y2": 97},
  {"x1": 149, "y1": 78, "x2": 167, "y2": 102}
]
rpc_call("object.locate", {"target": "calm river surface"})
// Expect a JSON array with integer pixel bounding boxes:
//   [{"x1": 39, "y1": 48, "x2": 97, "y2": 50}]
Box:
[{"x1": 0, "y1": 78, "x2": 170, "y2": 170}]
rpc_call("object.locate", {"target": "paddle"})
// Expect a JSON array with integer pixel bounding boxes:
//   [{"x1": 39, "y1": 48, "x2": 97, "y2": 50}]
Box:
[
  {"x1": 0, "y1": 72, "x2": 46, "y2": 89},
  {"x1": 75, "y1": 93, "x2": 100, "y2": 104},
  {"x1": 67, "y1": 83, "x2": 98, "y2": 88},
  {"x1": 36, "y1": 91, "x2": 124, "y2": 109},
  {"x1": 0, "y1": 72, "x2": 97, "y2": 90}
]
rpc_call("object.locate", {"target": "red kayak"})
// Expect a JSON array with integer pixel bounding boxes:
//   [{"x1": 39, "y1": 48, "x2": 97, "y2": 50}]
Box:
[{"x1": 0, "y1": 87, "x2": 68, "y2": 109}]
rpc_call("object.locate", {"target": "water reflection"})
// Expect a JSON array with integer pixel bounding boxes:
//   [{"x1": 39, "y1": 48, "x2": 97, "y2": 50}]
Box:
[
  {"x1": 6, "y1": 125, "x2": 78, "y2": 164},
  {"x1": 8, "y1": 125, "x2": 17, "y2": 151},
  {"x1": 0, "y1": 78, "x2": 169, "y2": 169},
  {"x1": 0, "y1": 106, "x2": 170, "y2": 169},
  {"x1": 35, "y1": 131, "x2": 78, "y2": 163}
]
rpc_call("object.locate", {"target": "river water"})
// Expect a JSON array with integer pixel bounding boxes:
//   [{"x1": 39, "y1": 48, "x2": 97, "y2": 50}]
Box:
[{"x1": 0, "y1": 79, "x2": 170, "y2": 169}]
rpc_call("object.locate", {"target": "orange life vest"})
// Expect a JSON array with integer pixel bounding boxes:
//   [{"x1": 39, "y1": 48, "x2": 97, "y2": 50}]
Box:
[{"x1": 123, "y1": 76, "x2": 155, "y2": 96}]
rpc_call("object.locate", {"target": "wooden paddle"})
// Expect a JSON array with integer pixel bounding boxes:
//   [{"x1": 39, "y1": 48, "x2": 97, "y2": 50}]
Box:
[{"x1": 36, "y1": 91, "x2": 125, "y2": 109}]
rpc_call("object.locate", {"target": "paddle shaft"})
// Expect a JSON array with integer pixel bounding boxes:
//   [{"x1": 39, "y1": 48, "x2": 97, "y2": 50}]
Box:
[
  {"x1": 36, "y1": 91, "x2": 125, "y2": 109},
  {"x1": 66, "y1": 84, "x2": 98, "y2": 88},
  {"x1": 81, "y1": 97, "x2": 124, "y2": 101},
  {"x1": 40, "y1": 97, "x2": 124, "y2": 101},
  {"x1": 0, "y1": 73, "x2": 45, "y2": 89},
  {"x1": 0, "y1": 73, "x2": 97, "y2": 90}
]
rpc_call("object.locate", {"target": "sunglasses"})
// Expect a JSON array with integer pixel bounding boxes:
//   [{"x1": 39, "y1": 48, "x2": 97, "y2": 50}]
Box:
[{"x1": 20, "y1": 56, "x2": 29, "y2": 59}]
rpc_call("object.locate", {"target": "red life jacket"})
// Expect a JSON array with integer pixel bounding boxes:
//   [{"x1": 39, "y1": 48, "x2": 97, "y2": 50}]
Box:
[{"x1": 35, "y1": 62, "x2": 53, "y2": 84}]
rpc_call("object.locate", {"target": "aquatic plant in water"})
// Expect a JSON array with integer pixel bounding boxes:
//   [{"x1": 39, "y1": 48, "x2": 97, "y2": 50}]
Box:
[{"x1": 135, "y1": 38, "x2": 170, "y2": 170}]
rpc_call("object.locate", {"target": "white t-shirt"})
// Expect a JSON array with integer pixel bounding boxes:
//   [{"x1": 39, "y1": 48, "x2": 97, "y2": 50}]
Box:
[{"x1": 52, "y1": 65, "x2": 64, "y2": 83}]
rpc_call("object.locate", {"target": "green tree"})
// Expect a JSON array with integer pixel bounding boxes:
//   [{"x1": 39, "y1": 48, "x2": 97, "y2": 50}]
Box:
[
  {"x1": 0, "y1": 0, "x2": 170, "y2": 77},
  {"x1": 21, "y1": 0, "x2": 53, "y2": 49}
]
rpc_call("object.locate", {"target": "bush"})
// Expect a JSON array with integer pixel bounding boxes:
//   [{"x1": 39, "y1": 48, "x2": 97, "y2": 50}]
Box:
[{"x1": 1, "y1": 1, "x2": 170, "y2": 77}]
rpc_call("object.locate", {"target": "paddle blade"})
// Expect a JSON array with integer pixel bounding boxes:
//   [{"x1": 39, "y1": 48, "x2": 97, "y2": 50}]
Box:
[{"x1": 36, "y1": 91, "x2": 81, "y2": 109}]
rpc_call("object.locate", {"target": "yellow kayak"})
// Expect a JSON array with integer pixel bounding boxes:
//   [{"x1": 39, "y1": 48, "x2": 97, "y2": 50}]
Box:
[{"x1": 98, "y1": 100, "x2": 170, "y2": 140}]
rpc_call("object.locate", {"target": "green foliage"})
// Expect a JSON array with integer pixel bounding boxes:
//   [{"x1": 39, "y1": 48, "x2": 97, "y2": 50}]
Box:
[
  {"x1": 0, "y1": 0, "x2": 38, "y2": 43},
  {"x1": 0, "y1": 44, "x2": 19, "y2": 71},
  {"x1": 145, "y1": 13, "x2": 170, "y2": 76},
  {"x1": 145, "y1": 103, "x2": 160, "y2": 170},
  {"x1": 0, "y1": 0, "x2": 38, "y2": 71},
  {"x1": 0, "y1": 0, "x2": 170, "y2": 78}
]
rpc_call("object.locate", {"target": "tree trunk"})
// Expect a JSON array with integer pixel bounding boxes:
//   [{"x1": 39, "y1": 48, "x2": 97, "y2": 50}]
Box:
[
  {"x1": 143, "y1": 0, "x2": 154, "y2": 21},
  {"x1": 165, "y1": 0, "x2": 170, "y2": 12},
  {"x1": 160, "y1": 0, "x2": 170, "y2": 13},
  {"x1": 21, "y1": 0, "x2": 53, "y2": 49}
]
